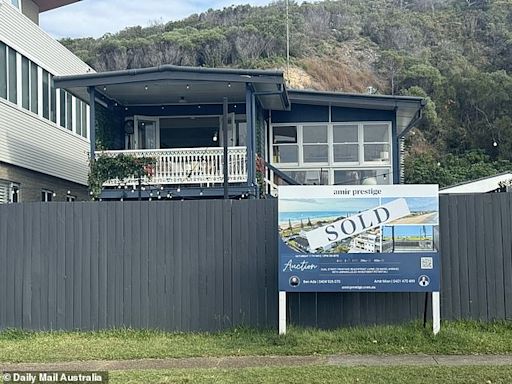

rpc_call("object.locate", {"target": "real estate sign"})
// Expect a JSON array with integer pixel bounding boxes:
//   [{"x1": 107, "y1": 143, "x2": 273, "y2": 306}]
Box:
[{"x1": 278, "y1": 185, "x2": 440, "y2": 292}]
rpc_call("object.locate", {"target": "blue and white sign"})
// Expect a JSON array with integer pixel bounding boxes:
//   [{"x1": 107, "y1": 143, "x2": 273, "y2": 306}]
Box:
[{"x1": 278, "y1": 185, "x2": 440, "y2": 292}]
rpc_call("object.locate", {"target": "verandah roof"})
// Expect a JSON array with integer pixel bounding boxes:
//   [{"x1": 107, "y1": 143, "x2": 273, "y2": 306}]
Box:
[{"x1": 54, "y1": 64, "x2": 290, "y2": 111}]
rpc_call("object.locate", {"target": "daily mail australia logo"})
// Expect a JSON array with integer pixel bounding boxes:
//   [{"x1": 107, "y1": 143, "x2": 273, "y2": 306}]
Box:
[{"x1": 305, "y1": 198, "x2": 410, "y2": 250}]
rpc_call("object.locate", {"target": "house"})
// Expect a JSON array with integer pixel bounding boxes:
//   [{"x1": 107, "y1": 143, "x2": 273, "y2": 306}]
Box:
[
  {"x1": 0, "y1": 0, "x2": 93, "y2": 203},
  {"x1": 440, "y1": 172, "x2": 512, "y2": 194},
  {"x1": 53, "y1": 65, "x2": 425, "y2": 200}
]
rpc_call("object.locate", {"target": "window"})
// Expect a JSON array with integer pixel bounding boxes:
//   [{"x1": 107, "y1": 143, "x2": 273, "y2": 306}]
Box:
[
  {"x1": 333, "y1": 124, "x2": 359, "y2": 163},
  {"x1": 66, "y1": 92, "x2": 73, "y2": 130},
  {"x1": 41, "y1": 190, "x2": 54, "y2": 202},
  {"x1": 7, "y1": 47, "x2": 17, "y2": 104},
  {"x1": 272, "y1": 126, "x2": 298, "y2": 163},
  {"x1": 10, "y1": 0, "x2": 21, "y2": 9},
  {"x1": 303, "y1": 125, "x2": 328, "y2": 163},
  {"x1": 66, "y1": 195, "x2": 76, "y2": 202},
  {"x1": 75, "y1": 98, "x2": 82, "y2": 136},
  {"x1": 60, "y1": 89, "x2": 67, "y2": 128},
  {"x1": 10, "y1": 183, "x2": 19, "y2": 203},
  {"x1": 276, "y1": 169, "x2": 329, "y2": 186},
  {"x1": 270, "y1": 121, "x2": 393, "y2": 186},
  {"x1": 0, "y1": 181, "x2": 19, "y2": 204},
  {"x1": 363, "y1": 123, "x2": 390, "y2": 162},
  {"x1": 30, "y1": 61, "x2": 38, "y2": 113},
  {"x1": 0, "y1": 42, "x2": 7, "y2": 99},
  {"x1": 334, "y1": 169, "x2": 390, "y2": 185},
  {"x1": 21, "y1": 57, "x2": 39, "y2": 113},
  {"x1": 50, "y1": 75, "x2": 56, "y2": 123},
  {"x1": 42, "y1": 69, "x2": 49, "y2": 119},
  {"x1": 21, "y1": 56, "x2": 29, "y2": 109},
  {"x1": 81, "y1": 102, "x2": 87, "y2": 138},
  {"x1": 0, "y1": 43, "x2": 89, "y2": 132}
]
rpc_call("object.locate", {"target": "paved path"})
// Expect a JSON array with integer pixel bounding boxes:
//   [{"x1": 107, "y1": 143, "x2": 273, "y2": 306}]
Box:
[{"x1": 2, "y1": 355, "x2": 512, "y2": 371}]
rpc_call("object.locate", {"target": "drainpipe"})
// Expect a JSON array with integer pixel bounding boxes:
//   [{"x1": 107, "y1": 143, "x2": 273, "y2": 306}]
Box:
[{"x1": 88, "y1": 86, "x2": 96, "y2": 161}]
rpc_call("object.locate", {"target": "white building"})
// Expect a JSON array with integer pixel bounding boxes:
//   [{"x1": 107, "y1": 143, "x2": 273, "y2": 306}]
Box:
[{"x1": 0, "y1": 0, "x2": 93, "y2": 203}]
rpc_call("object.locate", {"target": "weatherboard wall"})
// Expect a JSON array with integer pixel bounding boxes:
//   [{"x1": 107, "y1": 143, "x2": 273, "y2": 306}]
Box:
[{"x1": 0, "y1": 195, "x2": 511, "y2": 331}]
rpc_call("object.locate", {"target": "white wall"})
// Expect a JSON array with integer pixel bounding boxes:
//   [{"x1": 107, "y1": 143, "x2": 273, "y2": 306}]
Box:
[
  {"x1": 0, "y1": 0, "x2": 94, "y2": 185},
  {"x1": 0, "y1": 99, "x2": 89, "y2": 185}
]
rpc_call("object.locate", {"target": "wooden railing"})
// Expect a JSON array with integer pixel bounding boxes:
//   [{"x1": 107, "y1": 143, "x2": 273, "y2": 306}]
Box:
[{"x1": 97, "y1": 147, "x2": 247, "y2": 186}]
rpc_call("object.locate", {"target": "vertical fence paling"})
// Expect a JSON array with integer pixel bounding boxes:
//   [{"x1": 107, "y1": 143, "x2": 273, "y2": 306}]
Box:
[{"x1": 0, "y1": 193, "x2": 511, "y2": 331}]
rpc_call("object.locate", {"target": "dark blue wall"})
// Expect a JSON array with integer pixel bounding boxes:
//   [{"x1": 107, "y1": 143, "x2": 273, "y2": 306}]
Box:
[
  {"x1": 271, "y1": 104, "x2": 329, "y2": 123},
  {"x1": 331, "y1": 106, "x2": 394, "y2": 122},
  {"x1": 271, "y1": 103, "x2": 396, "y2": 124}
]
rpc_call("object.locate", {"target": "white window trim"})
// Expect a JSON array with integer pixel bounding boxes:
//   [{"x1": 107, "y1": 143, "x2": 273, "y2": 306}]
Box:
[
  {"x1": 270, "y1": 121, "x2": 393, "y2": 168},
  {"x1": 41, "y1": 189, "x2": 54, "y2": 202},
  {"x1": 10, "y1": 182, "x2": 20, "y2": 203},
  {"x1": 269, "y1": 121, "x2": 394, "y2": 186},
  {"x1": 3, "y1": 0, "x2": 22, "y2": 12}
]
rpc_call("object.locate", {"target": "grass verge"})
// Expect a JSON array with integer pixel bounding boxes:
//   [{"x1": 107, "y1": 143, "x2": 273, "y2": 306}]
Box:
[
  {"x1": 110, "y1": 366, "x2": 512, "y2": 384},
  {"x1": 1, "y1": 321, "x2": 511, "y2": 363}
]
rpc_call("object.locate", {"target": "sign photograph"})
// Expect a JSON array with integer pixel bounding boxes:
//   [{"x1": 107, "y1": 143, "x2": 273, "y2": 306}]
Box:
[{"x1": 278, "y1": 185, "x2": 440, "y2": 293}]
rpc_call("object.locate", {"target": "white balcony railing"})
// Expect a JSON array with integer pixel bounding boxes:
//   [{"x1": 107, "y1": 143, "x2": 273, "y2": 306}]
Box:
[{"x1": 97, "y1": 147, "x2": 248, "y2": 186}]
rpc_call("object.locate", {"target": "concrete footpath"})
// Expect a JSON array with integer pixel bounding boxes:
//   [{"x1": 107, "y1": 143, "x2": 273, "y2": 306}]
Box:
[{"x1": 1, "y1": 355, "x2": 512, "y2": 372}]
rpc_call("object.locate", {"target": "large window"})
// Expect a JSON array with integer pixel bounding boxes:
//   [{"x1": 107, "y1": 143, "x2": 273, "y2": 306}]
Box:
[
  {"x1": 271, "y1": 122, "x2": 392, "y2": 185},
  {"x1": 10, "y1": 0, "x2": 20, "y2": 9},
  {"x1": 1, "y1": 42, "x2": 89, "y2": 138}
]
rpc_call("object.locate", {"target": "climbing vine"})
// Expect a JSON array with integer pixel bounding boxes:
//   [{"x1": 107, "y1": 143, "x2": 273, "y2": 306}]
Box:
[{"x1": 88, "y1": 154, "x2": 155, "y2": 198}]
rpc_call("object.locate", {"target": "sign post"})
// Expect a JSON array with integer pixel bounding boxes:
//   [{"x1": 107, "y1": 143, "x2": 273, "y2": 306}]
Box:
[{"x1": 277, "y1": 185, "x2": 440, "y2": 335}]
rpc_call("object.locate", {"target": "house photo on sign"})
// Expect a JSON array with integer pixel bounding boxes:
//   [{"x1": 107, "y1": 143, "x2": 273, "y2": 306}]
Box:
[{"x1": 278, "y1": 185, "x2": 440, "y2": 293}]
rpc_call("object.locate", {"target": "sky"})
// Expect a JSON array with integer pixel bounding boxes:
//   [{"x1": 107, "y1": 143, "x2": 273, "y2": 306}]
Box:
[{"x1": 40, "y1": 0, "x2": 274, "y2": 39}]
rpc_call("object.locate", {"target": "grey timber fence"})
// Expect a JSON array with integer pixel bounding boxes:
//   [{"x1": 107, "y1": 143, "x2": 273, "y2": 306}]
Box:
[{"x1": 0, "y1": 193, "x2": 511, "y2": 331}]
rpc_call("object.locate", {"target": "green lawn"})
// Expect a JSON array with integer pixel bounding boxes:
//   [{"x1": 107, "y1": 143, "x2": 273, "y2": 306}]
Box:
[
  {"x1": 111, "y1": 366, "x2": 512, "y2": 384},
  {"x1": 1, "y1": 321, "x2": 512, "y2": 363}
]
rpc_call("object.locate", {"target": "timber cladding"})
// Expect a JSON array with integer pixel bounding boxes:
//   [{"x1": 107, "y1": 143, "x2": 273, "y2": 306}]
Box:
[{"x1": 0, "y1": 194, "x2": 511, "y2": 331}]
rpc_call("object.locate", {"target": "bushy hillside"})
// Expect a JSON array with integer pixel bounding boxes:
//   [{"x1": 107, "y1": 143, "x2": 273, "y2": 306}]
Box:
[{"x1": 62, "y1": 0, "x2": 512, "y2": 186}]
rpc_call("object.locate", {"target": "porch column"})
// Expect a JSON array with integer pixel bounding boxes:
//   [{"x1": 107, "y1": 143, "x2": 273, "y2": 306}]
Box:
[
  {"x1": 392, "y1": 107, "x2": 400, "y2": 184},
  {"x1": 245, "y1": 84, "x2": 255, "y2": 191},
  {"x1": 88, "y1": 86, "x2": 96, "y2": 161},
  {"x1": 223, "y1": 97, "x2": 229, "y2": 199}
]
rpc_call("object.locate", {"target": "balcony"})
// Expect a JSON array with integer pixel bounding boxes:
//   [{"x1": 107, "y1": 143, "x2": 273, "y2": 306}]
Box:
[{"x1": 96, "y1": 146, "x2": 248, "y2": 187}]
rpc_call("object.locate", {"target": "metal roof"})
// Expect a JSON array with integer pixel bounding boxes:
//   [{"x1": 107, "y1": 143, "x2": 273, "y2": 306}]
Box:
[
  {"x1": 288, "y1": 89, "x2": 425, "y2": 136},
  {"x1": 54, "y1": 65, "x2": 289, "y2": 110},
  {"x1": 440, "y1": 172, "x2": 512, "y2": 194},
  {"x1": 54, "y1": 66, "x2": 426, "y2": 128}
]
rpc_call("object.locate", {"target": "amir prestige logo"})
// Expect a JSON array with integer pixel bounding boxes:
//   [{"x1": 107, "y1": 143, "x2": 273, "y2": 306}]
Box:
[{"x1": 304, "y1": 198, "x2": 411, "y2": 250}]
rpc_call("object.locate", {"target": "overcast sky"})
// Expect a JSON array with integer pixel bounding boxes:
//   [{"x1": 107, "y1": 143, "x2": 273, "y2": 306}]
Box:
[{"x1": 39, "y1": 0, "x2": 275, "y2": 39}]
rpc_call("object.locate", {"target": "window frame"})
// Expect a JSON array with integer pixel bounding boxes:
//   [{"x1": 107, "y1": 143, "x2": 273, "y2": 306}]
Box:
[
  {"x1": 270, "y1": 121, "x2": 393, "y2": 168},
  {"x1": 41, "y1": 189, "x2": 54, "y2": 202},
  {"x1": 0, "y1": 42, "x2": 90, "y2": 141}
]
